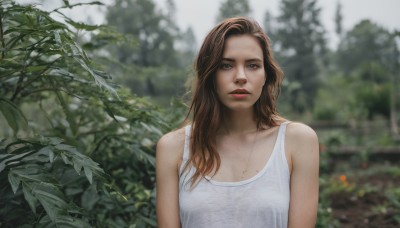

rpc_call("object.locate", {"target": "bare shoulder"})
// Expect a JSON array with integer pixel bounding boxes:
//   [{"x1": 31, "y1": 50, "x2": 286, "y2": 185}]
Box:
[
  {"x1": 156, "y1": 126, "x2": 187, "y2": 167},
  {"x1": 286, "y1": 122, "x2": 318, "y2": 144},
  {"x1": 157, "y1": 126, "x2": 186, "y2": 150},
  {"x1": 285, "y1": 122, "x2": 319, "y2": 156},
  {"x1": 285, "y1": 122, "x2": 319, "y2": 174}
]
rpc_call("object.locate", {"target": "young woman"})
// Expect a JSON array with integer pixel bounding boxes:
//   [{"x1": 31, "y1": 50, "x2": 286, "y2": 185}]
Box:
[{"x1": 156, "y1": 17, "x2": 319, "y2": 228}]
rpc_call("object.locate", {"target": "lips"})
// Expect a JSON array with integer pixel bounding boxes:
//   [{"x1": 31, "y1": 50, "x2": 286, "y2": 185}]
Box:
[{"x1": 229, "y1": 88, "x2": 250, "y2": 94}]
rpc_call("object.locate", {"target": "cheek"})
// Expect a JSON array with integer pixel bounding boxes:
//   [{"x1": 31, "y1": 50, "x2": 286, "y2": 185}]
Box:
[
  {"x1": 215, "y1": 73, "x2": 227, "y2": 91},
  {"x1": 214, "y1": 76, "x2": 224, "y2": 98},
  {"x1": 256, "y1": 73, "x2": 266, "y2": 95},
  {"x1": 258, "y1": 72, "x2": 266, "y2": 87}
]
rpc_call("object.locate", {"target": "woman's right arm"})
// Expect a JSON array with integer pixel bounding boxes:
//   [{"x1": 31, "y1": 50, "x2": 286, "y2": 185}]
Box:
[{"x1": 156, "y1": 130, "x2": 184, "y2": 228}]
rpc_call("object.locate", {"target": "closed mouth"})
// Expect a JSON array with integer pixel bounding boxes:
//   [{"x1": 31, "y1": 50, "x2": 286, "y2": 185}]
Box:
[{"x1": 229, "y1": 89, "x2": 250, "y2": 94}]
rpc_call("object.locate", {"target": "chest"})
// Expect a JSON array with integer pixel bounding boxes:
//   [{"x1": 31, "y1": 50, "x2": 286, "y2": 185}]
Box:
[
  {"x1": 179, "y1": 170, "x2": 290, "y2": 218},
  {"x1": 178, "y1": 126, "x2": 291, "y2": 227},
  {"x1": 211, "y1": 130, "x2": 278, "y2": 182}
]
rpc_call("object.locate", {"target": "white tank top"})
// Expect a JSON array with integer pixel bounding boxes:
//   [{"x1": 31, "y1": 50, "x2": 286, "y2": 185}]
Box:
[{"x1": 179, "y1": 123, "x2": 290, "y2": 228}]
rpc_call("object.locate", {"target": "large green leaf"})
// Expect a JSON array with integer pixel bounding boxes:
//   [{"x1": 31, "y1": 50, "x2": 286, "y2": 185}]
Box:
[
  {"x1": 33, "y1": 183, "x2": 68, "y2": 221},
  {"x1": 81, "y1": 183, "x2": 99, "y2": 210},
  {"x1": 0, "y1": 98, "x2": 29, "y2": 134},
  {"x1": 83, "y1": 165, "x2": 93, "y2": 184},
  {"x1": 13, "y1": 171, "x2": 54, "y2": 183},
  {"x1": 54, "y1": 143, "x2": 106, "y2": 182},
  {"x1": 8, "y1": 172, "x2": 20, "y2": 194},
  {"x1": 0, "y1": 150, "x2": 35, "y2": 172},
  {"x1": 138, "y1": 214, "x2": 158, "y2": 227},
  {"x1": 22, "y1": 182, "x2": 37, "y2": 214},
  {"x1": 65, "y1": 19, "x2": 103, "y2": 31},
  {"x1": 41, "y1": 146, "x2": 55, "y2": 163}
]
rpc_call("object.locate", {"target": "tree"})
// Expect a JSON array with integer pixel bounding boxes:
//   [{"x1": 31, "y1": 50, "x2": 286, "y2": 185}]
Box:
[
  {"x1": 337, "y1": 20, "x2": 395, "y2": 75},
  {"x1": 216, "y1": 0, "x2": 251, "y2": 22},
  {"x1": 106, "y1": 0, "x2": 179, "y2": 67},
  {"x1": 334, "y1": 1, "x2": 343, "y2": 38},
  {"x1": 177, "y1": 26, "x2": 197, "y2": 67},
  {"x1": 337, "y1": 20, "x2": 399, "y2": 134},
  {"x1": 262, "y1": 10, "x2": 279, "y2": 43},
  {"x1": 104, "y1": 0, "x2": 193, "y2": 102},
  {"x1": 274, "y1": 0, "x2": 327, "y2": 112}
]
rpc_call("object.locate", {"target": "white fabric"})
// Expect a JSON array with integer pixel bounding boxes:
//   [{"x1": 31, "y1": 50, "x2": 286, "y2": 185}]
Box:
[{"x1": 179, "y1": 123, "x2": 291, "y2": 228}]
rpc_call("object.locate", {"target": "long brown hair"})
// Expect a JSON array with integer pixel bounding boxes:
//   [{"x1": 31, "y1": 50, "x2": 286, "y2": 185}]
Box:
[{"x1": 183, "y1": 17, "x2": 284, "y2": 186}]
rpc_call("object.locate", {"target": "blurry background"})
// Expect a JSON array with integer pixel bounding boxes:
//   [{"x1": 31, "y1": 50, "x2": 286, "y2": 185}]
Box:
[{"x1": 1, "y1": 0, "x2": 399, "y2": 227}]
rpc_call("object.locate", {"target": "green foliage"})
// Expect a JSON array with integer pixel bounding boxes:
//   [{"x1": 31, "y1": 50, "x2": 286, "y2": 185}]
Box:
[
  {"x1": 386, "y1": 188, "x2": 400, "y2": 216},
  {"x1": 314, "y1": 20, "x2": 400, "y2": 145},
  {"x1": 313, "y1": 74, "x2": 367, "y2": 121},
  {"x1": 0, "y1": 98, "x2": 28, "y2": 135},
  {"x1": 333, "y1": 21, "x2": 395, "y2": 121},
  {"x1": 351, "y1": 62, "x2": 391, "y2": 120},
  {"x1": 0, "y1": 137, "x2": 103, "y2": 227},
  {"x1": 316, "y1": 176, "x2": 340, "y2": 228},
  {"x1": 337, "y1": 20, "x2": 396, "y2": 75},
  {"x1": 274, "y1": 0, "x2": 327, "y2": 112},
  {"x1": 105, "y1": 0, "x2": 179, "y2": 67},
  {"x1": 318, "y1": 164, "x2": 400, "y2": 226},
  {"x1": 313, "y1": 69, "x2": 391, "y2": 123},
  {"x1": 104, "y1": 0, "x2": 194, "y2": 103},
  {"x1": 0, "y1": 1, "x2": 178, "y2": 227},
  {"x1": 355, "y1": 81, "x2": 390, "y2": 119}
]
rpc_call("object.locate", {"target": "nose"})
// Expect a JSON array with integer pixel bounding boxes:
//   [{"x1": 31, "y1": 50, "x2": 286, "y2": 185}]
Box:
[{"x1": 235, "y1": 66, "x2": 247, "y2": 84}]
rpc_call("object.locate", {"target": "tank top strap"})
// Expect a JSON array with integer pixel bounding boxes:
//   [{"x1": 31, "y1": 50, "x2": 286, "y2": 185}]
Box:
[
  {"x1": 275, "y1": 121, "x2": 290, "y2": 144},
  {"x1": 276, "y1": 121, "x2": 291, "y2": 174},
  {"x1": 183, "y1": 125, "x2": 191, "y2": 161},
  {"x1": 180, "y1": 125, "x2": 192, "y2": 178}
]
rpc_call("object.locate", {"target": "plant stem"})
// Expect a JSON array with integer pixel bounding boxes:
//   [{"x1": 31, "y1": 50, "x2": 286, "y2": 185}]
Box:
[{"x1": 0, "y1": 9, "x2": 5, "y2": 59}]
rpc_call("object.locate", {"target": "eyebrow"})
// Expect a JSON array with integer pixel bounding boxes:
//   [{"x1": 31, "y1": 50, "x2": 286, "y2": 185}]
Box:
[{"x1": 221, "y1": 58, "x2": 263, "y2": 62}]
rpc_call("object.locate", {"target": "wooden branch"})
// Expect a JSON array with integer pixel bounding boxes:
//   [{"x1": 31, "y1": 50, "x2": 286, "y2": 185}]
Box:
[{"x1": 330, "y1": 146, "x2": 400, "y2": 154}]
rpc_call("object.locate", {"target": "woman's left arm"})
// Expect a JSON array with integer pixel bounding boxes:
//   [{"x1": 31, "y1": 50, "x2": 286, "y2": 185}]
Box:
[{"x1": 286, "y1": 123, "x2": 320, "y2": 228}]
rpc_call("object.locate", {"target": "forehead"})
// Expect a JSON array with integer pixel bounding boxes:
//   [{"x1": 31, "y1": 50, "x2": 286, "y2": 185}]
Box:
[{"x1": 222, "y1": 35, "x2": 263, "y2": 59}]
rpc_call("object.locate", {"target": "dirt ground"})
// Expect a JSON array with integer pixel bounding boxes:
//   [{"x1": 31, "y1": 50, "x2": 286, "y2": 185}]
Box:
[{"x1": 330, "y1": 172, "x2": 400, "y2": 227}]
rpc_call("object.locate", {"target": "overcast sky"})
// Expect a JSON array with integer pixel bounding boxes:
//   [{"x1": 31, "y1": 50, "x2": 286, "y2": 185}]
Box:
[
  {"x1": 164, "y1": 0, "x2": 400, "y2": 49},
  {"x1": 18, "y1": 0, "x2": 400, "y2": 49}
]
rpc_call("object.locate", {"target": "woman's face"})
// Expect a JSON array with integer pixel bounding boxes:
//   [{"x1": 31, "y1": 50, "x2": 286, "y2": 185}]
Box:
[{"x1": 215, "y1": 34, "x2": 266, "y2": 111}]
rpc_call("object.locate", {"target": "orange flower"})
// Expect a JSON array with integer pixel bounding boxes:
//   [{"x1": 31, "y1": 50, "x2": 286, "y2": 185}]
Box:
[{"x1": 339, "y1": 175, "x2": 347, "y2": 183}]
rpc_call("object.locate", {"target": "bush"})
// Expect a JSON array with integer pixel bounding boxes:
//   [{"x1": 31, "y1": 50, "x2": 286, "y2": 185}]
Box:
[{"x1": 0, "y1": 1, "x2": 176, "y2": 227}]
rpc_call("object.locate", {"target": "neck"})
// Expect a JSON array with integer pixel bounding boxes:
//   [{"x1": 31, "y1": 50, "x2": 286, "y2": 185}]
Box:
[{"x1": 219, "y1": 108, "x2": 258, "y2": 135}]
